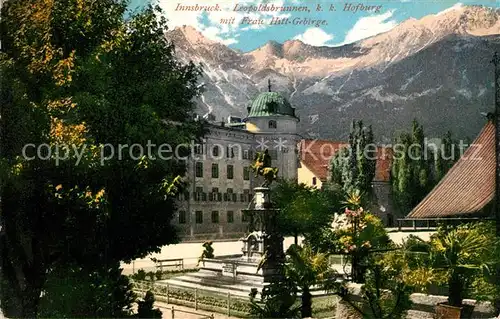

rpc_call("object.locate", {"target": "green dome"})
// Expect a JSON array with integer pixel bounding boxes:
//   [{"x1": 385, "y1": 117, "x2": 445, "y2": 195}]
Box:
[{"x1": 247, "y1": 92, "x2": 297, "y2": 118}]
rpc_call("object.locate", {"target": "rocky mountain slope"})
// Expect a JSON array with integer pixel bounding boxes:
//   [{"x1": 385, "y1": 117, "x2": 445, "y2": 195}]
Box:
[{"x1": 166, "y1": 5, "x2": 500, "y2": 141}]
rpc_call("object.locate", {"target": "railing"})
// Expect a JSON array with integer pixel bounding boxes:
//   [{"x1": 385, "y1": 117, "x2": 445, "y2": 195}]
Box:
[
  {"x1": 132, "y1": 280, "x2": 252, "y2": 317},
  {"x1": 132, "y1": 279, "x2": 337, "y2": 318},
  {"x1": 151, "y1": 258, "x2": 184, "y2": 271},
  {"x1": 396, "y1": 217, "x2": 494, "y2": 231},
  {"x1": 157, "y1": 305, "x2": 214, "y2": 319}
]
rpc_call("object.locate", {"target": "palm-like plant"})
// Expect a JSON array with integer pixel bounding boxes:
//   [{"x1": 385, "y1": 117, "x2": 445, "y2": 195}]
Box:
[
  {"x1": 428, "y1": 223, "x2": 500, "y2": 307},
  {"x1": 249, "y1": 279, "x2": 300, "y2": 319},
  {"x1": 285, "y1": 244, "x2": 338, "y2": 318}
]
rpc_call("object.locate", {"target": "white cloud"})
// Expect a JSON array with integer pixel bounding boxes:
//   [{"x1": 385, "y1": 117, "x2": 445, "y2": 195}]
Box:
[
  {"x1": 293, "y1": 28, "x2": 334, "y2": 46},
  {"x1": 156, "y1": 0, "x2": 291, "y2": 45},
  {"x1": 342, "y1": 10, "x2": 398, "y2": 45}
]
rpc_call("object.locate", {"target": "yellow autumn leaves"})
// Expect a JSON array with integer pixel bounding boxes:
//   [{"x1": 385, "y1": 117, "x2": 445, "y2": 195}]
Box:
[{"x1": 53, "y1": 183, "x2": 107, "y2": 209}]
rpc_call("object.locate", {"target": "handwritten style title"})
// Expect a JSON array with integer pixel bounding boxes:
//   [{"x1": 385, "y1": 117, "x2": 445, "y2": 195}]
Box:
[{"x1": 175, "y1": 2, "x2": 382, "y2": 16}]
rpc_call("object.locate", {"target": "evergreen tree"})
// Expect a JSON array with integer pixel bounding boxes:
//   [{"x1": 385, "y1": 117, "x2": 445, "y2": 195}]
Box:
[
  {"x1": 391, "y1": 120, "x2": 457, "y2": 215},
  {"x1": 329, "y1": 120, "x2": 376, "y2": 194}
]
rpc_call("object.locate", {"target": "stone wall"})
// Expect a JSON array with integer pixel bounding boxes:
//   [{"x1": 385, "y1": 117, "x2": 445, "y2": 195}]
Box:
[{"x1": 338, "y1": 283, "x2": 496, "y2": 319}]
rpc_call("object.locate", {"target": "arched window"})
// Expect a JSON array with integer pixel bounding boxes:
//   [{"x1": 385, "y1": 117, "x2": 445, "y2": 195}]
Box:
[{"x1": 268, "y1": 120, "x2": 277, "y2": 129}]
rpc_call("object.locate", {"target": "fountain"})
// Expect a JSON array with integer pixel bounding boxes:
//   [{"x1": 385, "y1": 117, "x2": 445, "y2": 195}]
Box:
[{"x1": 165, "y1": 150, "x2": 285, "y2": 297}]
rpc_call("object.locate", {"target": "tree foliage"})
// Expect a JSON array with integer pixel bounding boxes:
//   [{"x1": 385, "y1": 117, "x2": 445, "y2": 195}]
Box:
[
  {"x1": 272, "y1": 179, "x2": 339, "y2": 244},
  {"x1": 0, "y1": 0, "x2": 203, "y2": 316},
  {"x1": 329, "y1": 120, "x2": 376, "y2": 194},
  {"x1": 391, "y1": 120, "x2": 458, "y2": 215},
  {"x1": 284, "y1": 244, "x2": 338, "y2": 318}
]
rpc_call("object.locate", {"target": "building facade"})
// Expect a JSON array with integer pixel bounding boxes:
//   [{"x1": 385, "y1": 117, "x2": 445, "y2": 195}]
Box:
[{"x1": 174, "y1": 91, "x2": 300, "y2": 240}]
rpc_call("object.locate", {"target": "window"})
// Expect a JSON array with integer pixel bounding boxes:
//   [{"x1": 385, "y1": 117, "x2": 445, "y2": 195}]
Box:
[
  {"x1": 211, "y1": 163, "x2": 219, "y2": 178},
  {"x1": 210, "y1": 187, "x2": 218, "y2": 202},
  {"x1": 240, "y1": 193, "x2": 245, "y2": 202},
  {"x1": 227, "y1": 211, "x2": 234, "y2": 223},
  {"x1": 179, "y1": 211, "x2": 186, "y2": 224},
  {"x1": 226, "y1": 146, "x2": 235, "y2": 159},
  {"x1": 243, "y1": 167, "x2": 250, "y2": 180},
  {"x1": 195, "y1": 211, "x2": 203, "y2": 224},
  {"x1": 194, "y1": 144, "x2": 203, "y2": 155},
  {"x1": 243, "y1": 189, "x2": 250, "y2": 202},
  {"x1": 243, "y1": 150, "x2": 249, "y2": 160},
  {"x1": 201, "y1": 192, "x2": 207, "y2": 201},
  {"x1": 212, "y1": 145, "x2": 220, "y2": 157},
  {"x1": 211, "y1": 211, "x2": 219, "y2": 223},
  {"x1": 195, "y1": 162, "x2": 203, "y2": 178},
  {"x1": 217, "y1": 192, "x2": 222, "y2": 202},
  {"x1": 268, "y1": 120, "x2": 277, "y2": 129},
  {"x1": 312, "y1": 177, "x2": 317, "y2": 186},
  {"x1": 227, "y1": 165, "x2": 234, "y2": 179},
  {"x1": 226, "y1": 188, "x2": 234, "y2": 202},
  {"x1": 195, "y1": 187, "x2": 203, "y2": 201}
]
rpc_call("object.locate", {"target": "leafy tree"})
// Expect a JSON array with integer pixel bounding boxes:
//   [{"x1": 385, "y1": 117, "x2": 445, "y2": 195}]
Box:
[
  {"x1": 284, "y1": 244, "x2": 338, "y2": 318},
  {"x1": 272, "y1": 179, "x2": 339, "y2": 245},
  {"x1": 37, "y1": 263, "x2": 136, "y2": 317},
  {"x1": 0, "y1": 0, "x2": 202, "y2": 316},
  {"x1": 329, "y1": 120, "x2": 376, "y2": 194}
]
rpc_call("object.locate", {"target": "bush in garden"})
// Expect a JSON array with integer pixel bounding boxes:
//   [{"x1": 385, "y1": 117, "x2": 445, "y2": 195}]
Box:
[
  {"x1": 134, "y1": 269, "x2": 147, "y2": 281},
  {"x1": 309, "y1": 191, "x2": 391, "y2": 283},
  {"x1": 337, "y1": 256, "x2": 413, "y2": 319},
  {"x1": 136, "y1": 290, "x2": 162, "y2": 318}
]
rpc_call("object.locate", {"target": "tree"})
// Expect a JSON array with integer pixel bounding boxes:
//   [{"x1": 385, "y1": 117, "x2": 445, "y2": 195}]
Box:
[
  {"x1": 391, "y1": 120, "x2": 457, "y2": 215},
  {"x1": 0, "y1": 1, "x2": 203, "y2": 316},
  {"x1": 272, "y1": 179, "x2": 339, "y2": 245},
  {"x1": 330, "y1": 120, "x2": 376, "y2": 195},
  {"x1": 284, "y1": 244, "x2": 338, "y2": 318}
]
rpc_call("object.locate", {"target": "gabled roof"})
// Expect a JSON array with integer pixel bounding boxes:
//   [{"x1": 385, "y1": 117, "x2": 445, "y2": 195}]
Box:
[
  {"x1": 299, "y1": 140, "x2": 392, "y2": 182},
  {"x1": 407, "y1": 121, "x2": 495, "y2": 219}
]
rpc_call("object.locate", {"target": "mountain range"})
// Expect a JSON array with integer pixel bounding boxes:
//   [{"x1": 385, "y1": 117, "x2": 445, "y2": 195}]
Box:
[{"x1": 165, "y1": 5, "x2": 500, "y2": 142}]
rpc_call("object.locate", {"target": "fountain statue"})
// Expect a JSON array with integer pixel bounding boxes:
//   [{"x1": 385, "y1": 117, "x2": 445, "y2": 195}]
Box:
[
  {"x1": 198, "y1": 150, "x2": 284, "y2": 283},
  {"x1": 166, "y1": 150, "x2": 285, "y2": 297}
]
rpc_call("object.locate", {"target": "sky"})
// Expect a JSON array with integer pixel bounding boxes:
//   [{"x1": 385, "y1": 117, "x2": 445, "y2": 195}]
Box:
[{"x1": 128, "y1": 0, "x2": 499, "y2": 52}]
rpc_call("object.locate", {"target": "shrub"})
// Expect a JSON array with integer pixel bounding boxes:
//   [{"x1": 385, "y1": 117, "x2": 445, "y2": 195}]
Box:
[{"x1": 136, "y1": 290, "x2": 162, "y2": 318}]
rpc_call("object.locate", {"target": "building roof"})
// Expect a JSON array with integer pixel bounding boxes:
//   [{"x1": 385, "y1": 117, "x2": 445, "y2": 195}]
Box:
[
  {"x1": 299, "y1": 140, "x2": 392, "y2": 183},
  {"x1": 407, "y1": 121, "x2": 495, "y2": 219},
  {"x1": 247, "y1": 92, "x2": 297, "y2": 119}
]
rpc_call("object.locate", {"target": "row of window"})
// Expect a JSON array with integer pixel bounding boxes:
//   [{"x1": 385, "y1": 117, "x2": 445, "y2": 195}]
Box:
[
  {"x1": 195, "y1": 146, "x2": 254, "y2": 160},
  {"x1": 195, "y1": 163, "x2": 252, "y2": 180},
  {"x1": 178, "y1": 210, "x2": 250, "y2": 224},
  {"x1": 194, "y1": 146, "x2": 280, "y2": 160},
  {"x1": 190, "y1": 187, "x2": 253, "y2": 202}
]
